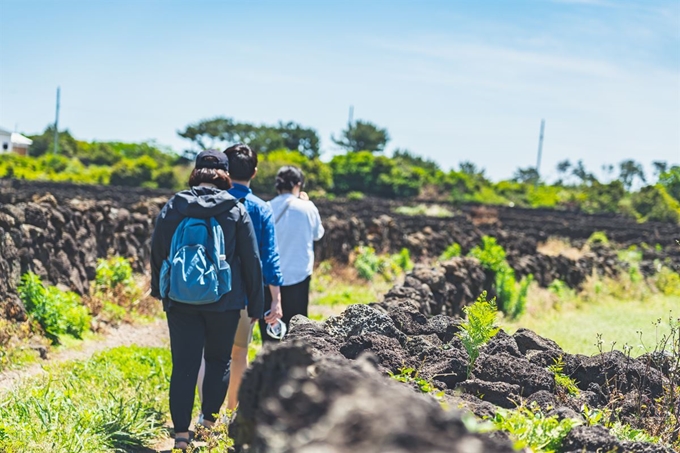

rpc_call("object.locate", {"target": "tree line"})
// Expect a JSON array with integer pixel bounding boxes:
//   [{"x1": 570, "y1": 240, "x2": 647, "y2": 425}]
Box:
[{"x1": 1, "y1": 119, "x2": 678, "y2": 223}]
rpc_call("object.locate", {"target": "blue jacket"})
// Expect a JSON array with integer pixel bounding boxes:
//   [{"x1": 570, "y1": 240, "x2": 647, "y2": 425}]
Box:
[{"x1": 229, "y1": 183, "x2": 284, "y2": 287}]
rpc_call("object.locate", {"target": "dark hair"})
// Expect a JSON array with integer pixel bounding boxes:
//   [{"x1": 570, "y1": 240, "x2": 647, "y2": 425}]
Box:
[
  {"x1": 188, "y1": 155, "x2": 232, "y2": 190},
  {"x1": 275, "y1": 166, "x2": 305, "y2": 193},
  {"x1": 224, "y1": 143, "x2": 258, "y2": 180}
]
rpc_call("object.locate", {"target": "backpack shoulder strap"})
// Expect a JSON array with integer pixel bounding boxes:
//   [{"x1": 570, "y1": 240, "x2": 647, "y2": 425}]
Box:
[{"x1": 274, "y1": 198, "x2": 294, "y2": 225}]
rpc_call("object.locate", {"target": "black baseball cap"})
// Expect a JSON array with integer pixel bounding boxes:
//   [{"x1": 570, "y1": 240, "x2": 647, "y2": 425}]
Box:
[{"x1": 195, "y1": 149, "x2": 229, "y2": 172}]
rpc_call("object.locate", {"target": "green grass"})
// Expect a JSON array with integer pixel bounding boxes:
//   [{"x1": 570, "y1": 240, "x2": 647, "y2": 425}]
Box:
[
  {"x1": 0, "y1": 345, "x2": 171, "y2": 453},
  {"x1": 504, "y1": 293, "x2": 679, "y2": 356}
]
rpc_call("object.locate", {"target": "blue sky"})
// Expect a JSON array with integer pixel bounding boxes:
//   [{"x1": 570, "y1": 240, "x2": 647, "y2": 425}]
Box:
[{"x1": 1, "y1": 0, "x2": 678, "y2": 181}]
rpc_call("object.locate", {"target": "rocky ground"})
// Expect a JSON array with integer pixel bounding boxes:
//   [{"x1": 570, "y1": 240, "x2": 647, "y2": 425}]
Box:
[{"x1": 234, "y1": 262, "x2": 677, "y2": 452}]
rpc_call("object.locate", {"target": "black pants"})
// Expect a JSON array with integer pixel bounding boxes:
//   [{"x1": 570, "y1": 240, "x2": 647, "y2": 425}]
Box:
[
  {"x1": 260, "y1": 276, "x2": 311, "y2": 343},
  {"x1": 166, "y1": 307, "x2": 241, "y2": 432}
]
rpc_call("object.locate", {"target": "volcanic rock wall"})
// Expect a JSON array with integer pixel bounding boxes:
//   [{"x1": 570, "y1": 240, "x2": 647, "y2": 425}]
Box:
[
  {"x1": 0, "y1": 188, "x2": 165, "y2": 320},
  {"x1": 233, "y1": 266, "x2": 676, "y2": 452},
  {"x1": 1, "y1": 179, "x2": 677, "y2": 320}
]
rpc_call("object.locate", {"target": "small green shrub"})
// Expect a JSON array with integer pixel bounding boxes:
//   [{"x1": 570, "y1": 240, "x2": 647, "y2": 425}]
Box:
[
  {"x1": 587, "y1": 231, "x2": 610, "y2": 247},
  {"x1": 353, "y1": 246, "x2": 412, "y2": 281},
  {"x1": 96, "y1": 256, "x2": 134, "y2": 289},
  {"x1": 548, "y1": 279, "x2": 576, "y2": 300},
  {"x1": 655, "y1": 267, "x2": 680, "y2": 296},
  {"x1": 346, "y1": 191, "x2": 365, "y2": 201},
  {"x1": 439, "y1": 242, "x2": 462, "y2": 261},
  {"x1": 469, "y1": 236, "x2": 507, "y2": 273},
  {"x1": 469, "y1": 236, "x2": 532, "y2": 319},
  {"x1": 390, "y1": 248, "x2": 414, "y2": 273},
  {"x1": 547, "y1": 357, "x2": 580, "y2": 397},
  {"x1": 492, "y1": 403, "x2": 580, "y2": 452},
  {"x1": 388, "y1": 367, "x2": 437, "y2": 393},
  {"x1": 354, "y1": 246, "x2": 382, "y2": 280},
  {"x1": 456, "y1": 291, "x2": 500, "y2": 375},
  {"x1": 18, "y1": 273, "x2": 91, "y2": 344}
]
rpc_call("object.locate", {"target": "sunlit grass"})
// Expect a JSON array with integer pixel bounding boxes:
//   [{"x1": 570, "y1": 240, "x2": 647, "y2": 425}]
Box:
[
  {"x1": 503, "y1": 287, "x2": 678, "y2": 356},
  {"x1": 0, "y1": 346, "x2": 171, "y2": 453}
]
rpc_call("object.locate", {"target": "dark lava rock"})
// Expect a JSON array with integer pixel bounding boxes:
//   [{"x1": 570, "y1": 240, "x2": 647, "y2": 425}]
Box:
[
  {"x1": 233, "y1": 342, "x2": 516, "y2": 453},
  {"x1": 473, "y1": 352, "x2": 555, "y2": 397},
  {"x1": 561, "y1": 425, "x2": 673, "y2": 453}
]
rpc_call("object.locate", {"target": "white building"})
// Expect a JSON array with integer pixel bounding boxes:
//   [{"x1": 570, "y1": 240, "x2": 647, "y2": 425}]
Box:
[{"x1": 0, "y1": 127, "x2": 33, "y2": 156}]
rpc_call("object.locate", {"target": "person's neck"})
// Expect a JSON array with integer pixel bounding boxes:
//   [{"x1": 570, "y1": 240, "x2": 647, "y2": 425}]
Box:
[
  {"x1": 198, "y1": 183, "x2": 218, "y2": 189},
  {"x1": 232, "y1": 179, "x2": 251, "y2": 188},
  {"x1": 280, "y1": 188, "x2": 300, "y2": 197}
]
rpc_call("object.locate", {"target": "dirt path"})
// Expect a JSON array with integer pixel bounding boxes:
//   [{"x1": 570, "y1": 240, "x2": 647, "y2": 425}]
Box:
[{"x1": 0, "y1": 318, "x2": 169, "y2": 393}]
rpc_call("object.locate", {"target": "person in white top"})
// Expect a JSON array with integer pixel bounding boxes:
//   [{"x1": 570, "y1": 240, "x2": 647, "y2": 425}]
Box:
[{"x1": 259, "y1": 166, "x2": 324, "y2": 342}]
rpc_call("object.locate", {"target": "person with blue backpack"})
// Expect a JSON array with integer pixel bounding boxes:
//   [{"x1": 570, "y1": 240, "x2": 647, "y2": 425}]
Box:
[
  {"x1": 150, "y1": 149, "x2": 263, "y2": 452},
  {"x1": 196, "y1": 143, "x2": 284, "y2": 413}
]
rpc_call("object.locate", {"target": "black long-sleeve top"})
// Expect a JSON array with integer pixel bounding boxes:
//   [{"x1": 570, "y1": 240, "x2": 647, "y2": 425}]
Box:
[{"x1": 150, "y1": 186, "x2": 264, "y2": 318}]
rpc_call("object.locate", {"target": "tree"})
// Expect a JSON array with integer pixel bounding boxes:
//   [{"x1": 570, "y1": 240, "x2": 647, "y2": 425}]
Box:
[
  {"x1": 332, "y1": 120, "x2": 389, "y2": 153},
  {"x1": 28, "y1": 126, "x2": 79, "y2": 158},
  {"x1": 653, "y1": 161, "x2": 668, "y2": 177},
  {"x1": 618, "y1": 159, "x2": 646, "y2": 191},
  {"x1": 556, "y1": 159, "x2": 572, "y2": 175},
  {"x1": 178, "y1": 117, "x2": 320, "y2": 159},
  {"x1": 459, "y1": 161, "x2": 485, "y2": 177},
  {"x1": 572, "y1": 160, "x2": 596, "y2": 185},
  {"x1": 177, "y1": 117, "x2": 234, "y2": 157},
  {"x1": 512, "y1": 167, "x2": 540, "y2": 185},
  {"x1": 658, "y1": 165, "x2": 680, "y2": 202},
  {"x1": 393, "y1": 149, "x2": 440, "y2": 174}
]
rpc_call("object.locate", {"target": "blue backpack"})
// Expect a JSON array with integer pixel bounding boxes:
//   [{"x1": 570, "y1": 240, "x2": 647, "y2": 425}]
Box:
[{"x1": 159, "y1": 217, "x2": 232, "y2": 304}]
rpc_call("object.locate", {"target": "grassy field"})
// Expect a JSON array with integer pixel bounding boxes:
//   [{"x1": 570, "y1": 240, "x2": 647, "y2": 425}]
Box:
[
  {"x1": 0, "y1": 346, "x2": 171, "y2": 453},
  {"x1": 503, "y1": 284, "x2": 679, "y2": 357}
]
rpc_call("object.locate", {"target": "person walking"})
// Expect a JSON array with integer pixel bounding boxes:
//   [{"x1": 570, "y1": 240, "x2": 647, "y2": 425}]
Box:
[
  {"x1": 196, "y1": 143, "x2": 284, "y2": 411},
  {"x1": 150, "y1": 150, "x2": 264, "y2": 451},
  {"x1": 259, "y1": 166, "x2": 324, "y2": 342}
]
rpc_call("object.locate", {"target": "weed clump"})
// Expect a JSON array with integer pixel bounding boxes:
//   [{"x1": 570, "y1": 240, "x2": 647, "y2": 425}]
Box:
[
  {"x1": 354, "y1": 246, "x2": 413, "y2": 281},
  {"x1": 492, "y1": 403, "x2": 580, "y2": 452},
  {"x1": 18, "y1": 272, "x2": 91, "y2": 345},
  {"x1": 439, "y1": 242, "x2": 462, "y2": 261},
  {"x1": 468, "y1": 236, "x2": 533, "y2": 319}
]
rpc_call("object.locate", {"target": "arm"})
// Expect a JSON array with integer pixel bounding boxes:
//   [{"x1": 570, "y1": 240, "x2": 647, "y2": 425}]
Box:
[
  {"x1": 150, "y1": 206, "x2": 171, "y2": 299},
  {"x1": 236, "y1": 206, "x2": 265, "y2": 319},
  {"x1": 260, "y1": 206, "x2": 284, "y2": 287},
  {"x1": 312, "y1": 204, "x2": 325, "y2": 241},
  {"x1": 264, "y1": 285, "x2": 282, "y2": 324}
]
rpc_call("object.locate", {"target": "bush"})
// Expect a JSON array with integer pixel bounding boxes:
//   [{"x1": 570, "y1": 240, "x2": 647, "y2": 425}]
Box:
[
  {"x1": 353, "y1": 246, "x2": 412, "y2": 281},
  {"x1": 631, "y1": 184, "x2": 680, "y2": 223},
  {"x1": 250, "y1": 149, "x2": 333, "y2": 196},
  {"x1": 492, "y1": 403, "x2": 580, "y2": 452},
  {"x1": 109, "y1": 156, "x2": 157, "y2": 187},
  {"x1": 346, "y1": 191, "x2": 365, "y2": 201},
  {"x1": 354, "y1": 246, "x2": 381, "y2": 280},
  {"x1": 439, "y1": 242, "x2": 462, "y2": 261},
  {"x1": 468, "y1": 236, "x2": 507, "y2": 273},
  {"x1": 468, "y1": 236, "x2": 532, "y2": 319},
  {"x1": 96, "y1": 256, "x2": 134, "y2": 290},
  {"x1": 17, "y1": 273, "x2": 91, "y2": 344}
]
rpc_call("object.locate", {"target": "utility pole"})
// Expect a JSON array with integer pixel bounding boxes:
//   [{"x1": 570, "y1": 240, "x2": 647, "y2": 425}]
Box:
[
  {"x1": 535, "y1": 119, "x2": 545, "y2": 184},
  {"x1": 53, "y1": 87, "x2": 60, "y2": 154}
]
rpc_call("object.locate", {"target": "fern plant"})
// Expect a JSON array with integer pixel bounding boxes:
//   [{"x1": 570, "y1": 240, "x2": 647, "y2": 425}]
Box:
[
  {"x1": 456, "y1": 291, "x2": 500, "y2": 375},
  {"x1": 547, "y1": 356, "x2": 580, "y2": 397}
]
